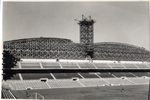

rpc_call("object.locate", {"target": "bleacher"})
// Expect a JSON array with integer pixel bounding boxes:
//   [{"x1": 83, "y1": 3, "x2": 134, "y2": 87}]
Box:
[
  {"x1": 2, "y1": 89, "x2": 15, "y2": 99},
  {"x1": 52, "y1": 73, "x2": 82, "y2": 79},
  {"x1": 79, "y1": 73, "x2": 99, "y2": 78},
  {"x1": 98, "y1": 72, "x2": 114, "y2": 78},
  {"x1": 47, "y1": 79, "x2": 83, "y2": 88},
  {"x1": 108, "y1": 63, "x2": 124, "y2": 69},
  {"x1": 105, "y1": 78, "x2": 134, "y2": 85},
  {"x1": 93, "y1": 63, "x2": 111, "y2": 69},
  {"x1": 20, "y1": 62, "x2": 41, "y2": 69},
  {"x1": 93, "y1": 42, "x2": 150, "y2": 61},
  {"x1": 77, "y1": 62, "x2": 95, "y2": 69},
  {"x1": 79, "y1": 79, "x2": 108, "y2": 87},
  {"x1": 5, "y1": 76, "x2": 150, "y2": 90},
  {"x1": 7, "y1": 80, "x2": 50, "y2": 90},
  {"x1": 12, "y1": 61, "x2": 150, "y2": 70},
  {"x1": 111, "y1": 72, "x2": 135, "y2": 78},
  {"x1": 21, "y1": 73, "x2": 54, "y2": 80},
  {"x1": 60, "y1": 62, "x2": 79, "y2": 69},
  {"x1": 130, "y1": 72, "x2": 150, "y2": 77},
  {"x1": 128, "y1": 78, "x2": 149, "y2": 84},
  {"x1": 42, "y1": 62, "x2": 61, "y2": 69},
  {"x1": 122, "y1": 64, "x2": 137, "y2": 69},
  {"x1": 135, "y1": 64, "x2": 150, "y2": 69}
]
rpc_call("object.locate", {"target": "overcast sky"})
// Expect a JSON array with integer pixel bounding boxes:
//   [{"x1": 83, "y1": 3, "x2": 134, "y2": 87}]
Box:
[{"x1": 2, "y1": 1, "x2": 150, "y2": 50}]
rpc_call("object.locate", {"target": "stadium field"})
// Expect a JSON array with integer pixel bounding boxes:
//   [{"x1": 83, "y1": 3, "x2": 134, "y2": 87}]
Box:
[{"x1": 12, "y1": 84, "x2": 149, "y2": 100}]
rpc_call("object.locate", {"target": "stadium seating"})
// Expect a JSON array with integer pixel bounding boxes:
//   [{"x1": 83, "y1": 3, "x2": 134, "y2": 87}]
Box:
[
  {"x1": 4, "y1": 38, "x2": 150, "y2": 61},
  {"x1": 77, "y1": 62, "x2": 95, "y2": 69},
  {"x1": 105, "y1": 78, "x2": 135, "y2": 85},
  {"x1": 98, "y1": 72, "x2": 115, "y2": 78},
  {"x1": 111, "y1": 72, "x2": 135, "y2": 77},
  {"x1": 42, "y1": 62, "x2": 61, "y2": 69},
  {"x1": 122, "y1": 64, "x2": 137, "y2": 69},
  {"x1": 79, "y1": 73, "x2": 99, "y2": 78},
  {"x1": 128, "y1": 78, "x2": 149, "y2": 84},
  {"x1": 60, "y1": 62, "x2": 79, "y2": 69},
  {"x1": 21, "y1": 73, "x2": 54, "y2": 80},
  {"x1": 79, "y1": 79, "x2": 108, "y2": 87},
  {"x1": 52, "y1": 73, "x2": 82, "y2": 79},
  {"x1": 93, "y1": 42, "x2": 150, "y2": 61},
  {"x1": 93, "y1": 63, "x2": 111, "y2": 69},
  {"x1": 134, "y1": 64, "x2": 150, "y2": 69},
  {"x1": 2, "y1": 89, "x2": 15, "y2": 99},
  {"x1": 108, "y1": 63, "x2": 124, "y2": 69},
  {"x1": 130, "y1": 72, "x2": 150, "y2": 77},
  {"x1": 47, "y1": 79, "x2": 83, "y2": 88},
  {"x1": 7, "y1": 80, "x2": 49, "y2": 90},
  {"x1": 20, "y1": 62, "x2": 41, "y2": 68}
]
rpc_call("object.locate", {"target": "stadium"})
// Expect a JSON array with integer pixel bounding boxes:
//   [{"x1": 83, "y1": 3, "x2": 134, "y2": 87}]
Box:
[
  {"x1": 2, "y1": 15, "x2": 150, "y2": 99},
  {"x1": 1, "y1": 2, "x2": 150, "y2": 100}
]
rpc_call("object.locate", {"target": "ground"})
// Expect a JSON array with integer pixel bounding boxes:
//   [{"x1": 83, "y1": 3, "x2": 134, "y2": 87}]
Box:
[{"x1": 12, "y1": 85, "x2": 149, "y2": 100}]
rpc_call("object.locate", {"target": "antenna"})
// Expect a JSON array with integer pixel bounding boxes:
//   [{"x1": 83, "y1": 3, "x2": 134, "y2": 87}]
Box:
[{"x1": 75, "y1": 15, "x2": 96, "y2": 58}]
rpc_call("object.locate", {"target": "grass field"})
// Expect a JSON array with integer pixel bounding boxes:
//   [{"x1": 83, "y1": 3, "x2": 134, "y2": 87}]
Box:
[{"x1": 12, "y1": 85, "x2": 149, "y2": 100}]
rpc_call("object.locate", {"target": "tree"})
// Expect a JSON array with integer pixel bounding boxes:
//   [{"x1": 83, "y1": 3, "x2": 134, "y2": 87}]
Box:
[{"x1": 2, "y1": 50, "x2": 20, "y2": 80}]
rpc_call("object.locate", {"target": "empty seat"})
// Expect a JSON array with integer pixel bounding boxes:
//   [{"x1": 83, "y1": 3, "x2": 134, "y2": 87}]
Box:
[
  {"x1": 47, "y1": 80, "x2": 83, "y2": 88},
  {"x1": 94, "y1": 63, "x2": 111, "y2": 69},
  {"x1": 42, "y1": 62, "x2": 61, "y2": 69},
  {"x1": 135, "y1": 64, "x2": 150, "y2": 69},
  {"x1": 111, "y1": 72, "x2": 135, "y2": 77},
  {"x1": 105, "y1": 78, "x2": 134, "y2": 85},
  {"x1": 79, "y1": 79, "x2": 108, "y2": 87},
  {"x1": 21, "y1": 63, "x2": 41, "y2": 68},
  {"x1": 79, "y1": 73, "x2": 99, "y2": 78},
  {"x1": 21, "y1": 73, "x2": 54, "y2": 80},
  {"x1": 60, "y1": 62, "x2": 79, "y2": 69},
  {"x1": 128, "y1": 78, "x2": 149, "y2": 84},
  {"x1": 131, "y1": 72, "x2": 150, "y2": 77},
  {"x1": 108, "y1": 63, "x2": 124, "y2": 69},
  {"x1": 122, "y1": 64, "x2": 137, "y2": 69},
  {"x1": 78, "y1": 63, "x2": 95, "y2": 69},
  {"x1": 7, "y1": 80, "x2": 49, "y2": 90},
  {"x1": 98, "y1": 72, "x2": 114, "y2": 78},
  {"x1": 52, "y1": 73, "x2": 82, "y2": 79}
]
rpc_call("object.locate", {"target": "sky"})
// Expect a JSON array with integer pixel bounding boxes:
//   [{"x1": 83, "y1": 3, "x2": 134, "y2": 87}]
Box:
[{"x1": 2, "y1": 1, "x2": 150, "y2": 50}]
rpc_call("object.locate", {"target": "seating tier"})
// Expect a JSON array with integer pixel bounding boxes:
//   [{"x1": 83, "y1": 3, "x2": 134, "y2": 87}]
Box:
[
  {"x1": 108, "y1": 63, "x2": 124, "y2": 69},
  {"x1": 42, "y1": 62, "x2": 61, "y2": 69},
  {"x1": 94, "y1": 63, "x2": 111, "y2": 69},
  {"x1": 7, "y1": 80, "x2": 49, "y2": 90},
  {"x1": 21, "y1": 63, "x2": 41, "y2": 68},
  {"x1": 78, "y1": 63, "x2": 95, "y2": 69},
  {"x1": 21, "y1": 73, "x2": 54, "y2": 80},
  {"x1": 47, "y1": 80, "x2": 83, "y2": 88},
  {"x1": 128, "y1": 78, "x2": 149, "y2": 84},
  {"x1": 111, "y1": 72, "x2": 135, "y2": 77},
  {"x1": 52, "y1": 73, "x2": 82, "y2": 79},
  {"x1": 79, "y1": 79, "x2": 108, "y2": 86},
  {"x1": 131, "y1": 72, "x2": 150, "y2": 77},
  {"x1": 105, "y1": 78, "x2": 134, "y2": 85},
  {"x1": 60, "y1": 62, "x2": 79, "y2": 69},
  {"x1": 79, "y1": 73, "x2": 99, "y2": 78},
  {"x1": 122, "y1": 64, "x2": 137, "y2": 69},
  {"x1": 98, "y1": 72, "x2": 114, "y2": 78}
]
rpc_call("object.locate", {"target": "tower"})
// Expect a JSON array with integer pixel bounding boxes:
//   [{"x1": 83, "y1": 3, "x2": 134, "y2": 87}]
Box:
[
  {"x1": 78, "y1": 15, "x2": 95, "y2": 45},
  {"x1": 76, "y1": 15, "x2": 95, "y2": 59}
]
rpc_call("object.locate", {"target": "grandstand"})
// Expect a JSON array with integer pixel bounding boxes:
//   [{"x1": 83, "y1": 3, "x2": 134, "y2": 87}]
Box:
[{"x1": 2, "y1": 15, "x2": 150, "y2": 99}]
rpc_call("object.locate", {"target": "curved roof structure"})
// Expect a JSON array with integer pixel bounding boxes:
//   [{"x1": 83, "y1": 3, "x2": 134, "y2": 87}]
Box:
[{"x1": 3, "y1": 37, "x2": 150, "y2": 61}]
